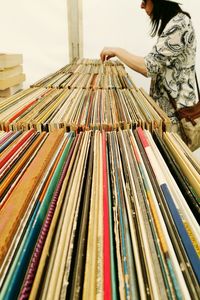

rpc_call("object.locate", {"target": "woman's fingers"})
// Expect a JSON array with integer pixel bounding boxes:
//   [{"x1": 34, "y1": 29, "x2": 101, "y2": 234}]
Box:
[{"x1": 100, "y1": 48, "x2": 115, "y2": 62}]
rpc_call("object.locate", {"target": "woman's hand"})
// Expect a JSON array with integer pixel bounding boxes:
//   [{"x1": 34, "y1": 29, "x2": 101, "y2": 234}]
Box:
[
  {"x1": 100, "y1": 47, "x2": 118, "y2": 62},
  {"x1": 100, "y1": 47, "x2": 147, "y2": 76}
]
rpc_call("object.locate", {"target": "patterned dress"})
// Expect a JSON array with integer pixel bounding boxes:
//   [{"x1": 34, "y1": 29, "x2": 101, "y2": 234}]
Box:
[{"x1": 144, "y1": 12, "x2": 197, "y2": 124}]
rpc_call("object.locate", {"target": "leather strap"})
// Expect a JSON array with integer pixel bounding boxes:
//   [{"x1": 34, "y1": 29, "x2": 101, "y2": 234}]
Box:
[
  {"x1": 166, "y1": 72, "x2": 200, "y2": 124},
  {"x1": 195, "y1": 72, "x2": 200, "y2": 100}
]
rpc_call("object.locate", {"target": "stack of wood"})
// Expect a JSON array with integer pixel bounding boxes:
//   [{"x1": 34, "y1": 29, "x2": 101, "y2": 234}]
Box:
[{"x1": 0, "y1": 53, "x2": 25, "y2": 97}]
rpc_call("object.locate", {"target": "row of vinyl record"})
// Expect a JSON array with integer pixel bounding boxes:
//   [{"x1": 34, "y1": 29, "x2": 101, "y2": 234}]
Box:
[
  {"x1": 0, "y1": 128, "x2": 199, "y2": 300},
  {"x1": 44, "y1": 60, "x2": 128, "y2": 77},
  {"x1": 0, "y1": 86, "x2": 171, "y2": 133},
  {"x1": 30, "y1": 59, "x2": 132, "y2": 89},
  {"x1": 31, "y1": 72, "x2": 135, "y2": 89},
  {"x1": 35, "y1": 59, "x2": 127, "y2": 81},
  {"x1": 31, "y1": 59, "x2": 131, "y2": 89},
  {"x1": 0, "y1": 59, "x2": 171, "y2": 134},
  {"x1": 31, "y1": 59, "x2": 128, "y2": 88}
]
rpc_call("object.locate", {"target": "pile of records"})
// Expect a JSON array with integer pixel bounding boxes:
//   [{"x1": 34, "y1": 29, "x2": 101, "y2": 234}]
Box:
[
  {"x1": 0, "y1": 59, "x2": 199, "y2": 300},
  {"x1": 0, "y1": 128, "x2": 199, "y2": 299},
  {"x1": 0, "y1": 60, "x2": 171, "y2": 133}
]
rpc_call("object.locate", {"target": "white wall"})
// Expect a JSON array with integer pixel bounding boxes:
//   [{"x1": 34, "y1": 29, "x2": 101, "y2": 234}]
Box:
[
  {"x1": 0, "y1": 0, "x2": 68, "y2": 88},
  {"x1": 83, "y1": 0, "x2": 200, "y2": 93}
]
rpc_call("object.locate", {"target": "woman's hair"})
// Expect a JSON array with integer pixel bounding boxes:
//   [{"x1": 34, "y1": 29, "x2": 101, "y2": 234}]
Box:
[{"x1": 151, "y1": 0, "x2": 190, "y2": 36}]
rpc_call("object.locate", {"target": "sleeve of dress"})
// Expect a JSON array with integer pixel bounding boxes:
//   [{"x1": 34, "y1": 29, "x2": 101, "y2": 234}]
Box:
[{"x1": 144, "y1": 15, "x2": 190, "y2": 78}]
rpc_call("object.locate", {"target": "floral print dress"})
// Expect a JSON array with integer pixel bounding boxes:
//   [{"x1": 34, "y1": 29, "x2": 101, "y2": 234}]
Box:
[{"x1": 145, "y1": 13, "x2": 197, "y2": 124}]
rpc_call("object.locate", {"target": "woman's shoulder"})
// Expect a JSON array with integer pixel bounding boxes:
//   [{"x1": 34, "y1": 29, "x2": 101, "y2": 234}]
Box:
[
  {"x1": 162, "y1": 12, "x2": 193, "y2": 36},
  {"x1": 169, "y1": 12, "x2": 192, "y2": 27}
]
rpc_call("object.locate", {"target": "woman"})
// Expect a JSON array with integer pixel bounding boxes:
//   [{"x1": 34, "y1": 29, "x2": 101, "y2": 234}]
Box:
[{"x1": 100, "y1": 0, "x2": 198, "y2": 138}]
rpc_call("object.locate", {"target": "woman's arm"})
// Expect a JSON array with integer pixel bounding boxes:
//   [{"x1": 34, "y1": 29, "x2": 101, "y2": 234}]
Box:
[{"x1": 100, "y1": 47, "x2": 148, "y2": 77}]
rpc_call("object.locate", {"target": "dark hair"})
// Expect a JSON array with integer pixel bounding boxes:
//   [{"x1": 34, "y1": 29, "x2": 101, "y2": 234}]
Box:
[{"x1": 150, "y1": 0, "x2": 191, "y2": 36}]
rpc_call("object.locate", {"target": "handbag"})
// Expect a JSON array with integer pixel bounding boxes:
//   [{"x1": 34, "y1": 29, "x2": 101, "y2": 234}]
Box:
[{"x1": 170, "y1": 73, "x2": 200, "y2": 151}]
